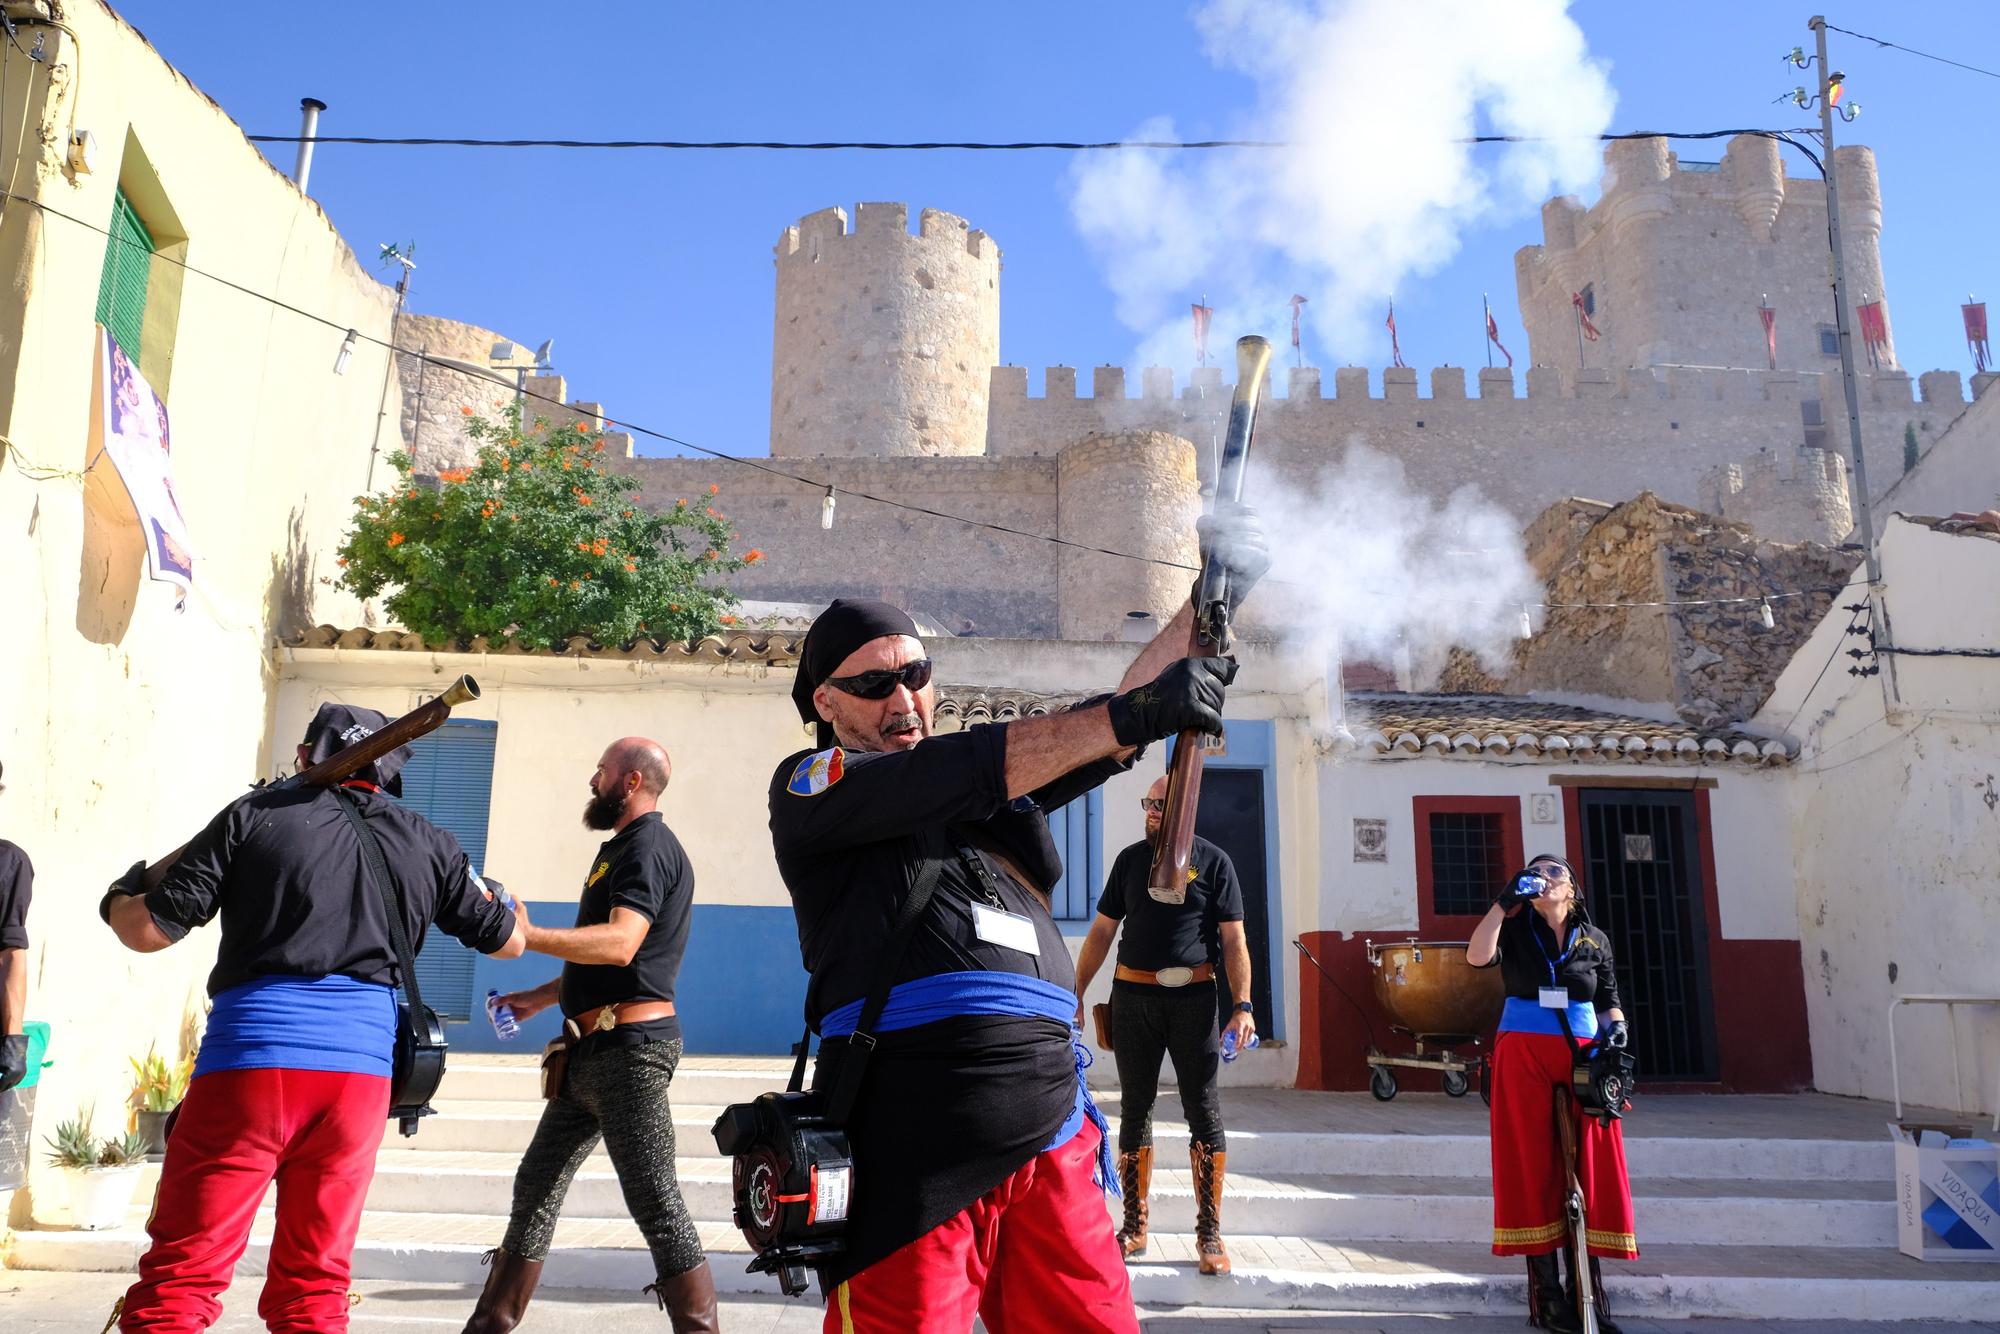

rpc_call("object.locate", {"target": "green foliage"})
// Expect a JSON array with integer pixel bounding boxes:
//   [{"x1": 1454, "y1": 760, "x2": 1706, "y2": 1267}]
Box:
[
  {"x1": 1903, "y1": 421, "x2": 1920, "y2": 474},
  {"x1": 129, "y1": 1044, "x2": 193, "y2": 1113},
  {"x1": 44, "y1": 1107, "x2": 144, "y2": 1169},
  {"x1": 338, "y1": 405, "x2": 763, "y2": 649}
]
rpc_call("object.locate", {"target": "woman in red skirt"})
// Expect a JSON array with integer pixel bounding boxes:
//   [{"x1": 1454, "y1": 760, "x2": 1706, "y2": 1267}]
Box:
[{"x1": 1469, "y1": 854, "x2": 1636, "y2": 1334}]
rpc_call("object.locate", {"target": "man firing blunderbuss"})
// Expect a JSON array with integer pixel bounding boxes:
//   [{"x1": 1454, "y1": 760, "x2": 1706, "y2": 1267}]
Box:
[{"x1": 100, "y1": 684, "x2": 528, "y2": 1334}]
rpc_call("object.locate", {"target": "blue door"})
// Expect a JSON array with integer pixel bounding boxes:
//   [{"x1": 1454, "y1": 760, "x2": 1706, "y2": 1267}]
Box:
[{"x1": 395, "y1": 718, "x2": 498, "y2": 1021}]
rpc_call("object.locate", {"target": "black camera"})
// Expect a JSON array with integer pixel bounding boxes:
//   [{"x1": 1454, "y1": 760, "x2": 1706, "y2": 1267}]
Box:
[
  {"x1": 712, "y1": 1090, "x2": 854, "y2": 1297},
  {"x1": 1571, "y1": 1041, "x2": 1637, "y2": 1125}
]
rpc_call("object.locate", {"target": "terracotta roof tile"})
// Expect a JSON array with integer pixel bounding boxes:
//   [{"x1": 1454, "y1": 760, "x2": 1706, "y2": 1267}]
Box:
[
  {"x1": 1336, "y1": 691, "x2": 1791, "y2": 766},
  {"x1": 285, "y1": 624, "x2": 803, "y2": 663}
]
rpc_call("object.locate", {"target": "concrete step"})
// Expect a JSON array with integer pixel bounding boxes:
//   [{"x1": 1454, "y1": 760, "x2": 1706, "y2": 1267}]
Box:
[
  {"x1": 437, "y1": 1062, "x2": 783, "y2": 1106},
  {"x1": 14, "y1": 1217, "x2": 1995, "y2": 1321}
]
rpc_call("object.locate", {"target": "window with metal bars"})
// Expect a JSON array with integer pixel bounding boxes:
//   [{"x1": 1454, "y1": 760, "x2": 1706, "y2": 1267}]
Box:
[
  {"x1": 94, "y1": 190, "x2": 154, "y2": 362},
  {"x1": 1425, "y1": 811, "x2": 1507, "y2": 916}
]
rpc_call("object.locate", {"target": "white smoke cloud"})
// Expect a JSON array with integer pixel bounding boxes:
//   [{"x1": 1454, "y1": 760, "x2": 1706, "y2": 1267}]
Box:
[
  {"x1": 1251, "y1": 445, "x2": 1542, "y2": 679},
  {"x1": 1069, "y1": 0, "x2": 1616, "y2": 363}
]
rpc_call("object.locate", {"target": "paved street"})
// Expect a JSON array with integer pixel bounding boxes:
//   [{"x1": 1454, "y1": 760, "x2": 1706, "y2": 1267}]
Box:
[{"x1": 4, "y1": 1271, "x2": 1998, "y2": 1333}]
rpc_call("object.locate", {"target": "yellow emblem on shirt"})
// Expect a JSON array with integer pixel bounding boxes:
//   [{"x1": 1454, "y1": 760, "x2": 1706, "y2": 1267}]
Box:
[
  {"x1": 587, "y1": 860, "x2": 610, "y2": 888},
  {"x1": 1187, "y1": 866, "x2": 1200, "y2": 885}
]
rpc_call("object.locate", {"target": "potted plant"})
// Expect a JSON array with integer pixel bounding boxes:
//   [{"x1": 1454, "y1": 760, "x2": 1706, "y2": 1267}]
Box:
[
  {"x1": 129, "y1": 1044, "x2": 192, "y2": 1158},
  {"x1": 45, "y1": 1108, "x2": 148, "y2": 1230}
]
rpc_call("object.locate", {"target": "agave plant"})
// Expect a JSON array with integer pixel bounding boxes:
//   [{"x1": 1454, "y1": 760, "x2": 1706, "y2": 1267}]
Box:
[
  {"x1": 43, "y1": 1112, "x2": 100, "y2": 1170},
  {"x1": 129, "y1": 1044, "x2": 193, "y2": 1113},
  {"x1": 96, "y1": 1130, "x2": 150, "y2": 1168}
]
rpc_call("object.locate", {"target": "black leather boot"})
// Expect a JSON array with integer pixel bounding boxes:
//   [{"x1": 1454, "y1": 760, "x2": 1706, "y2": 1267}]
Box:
[
  {"x1": 1563, "y1": 1249, "x2": 1624, "y2": 1334},
  {"x1": 1526, "y1": 1251, "x2": 1581, "y2": 1333}
]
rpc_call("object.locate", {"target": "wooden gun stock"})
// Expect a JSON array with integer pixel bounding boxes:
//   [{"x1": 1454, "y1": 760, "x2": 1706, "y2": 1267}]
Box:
[
  {"x1": 137, "y1": 675, "x2": 481, "y2": 891},
  {"x1": 1148, "y1": 335, "x2": 1272, "y2": 896}
]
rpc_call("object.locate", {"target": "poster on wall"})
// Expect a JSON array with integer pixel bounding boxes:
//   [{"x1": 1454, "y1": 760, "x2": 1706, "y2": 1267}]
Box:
[{"x1": 92, "y1": 325, "x2": 195, "y2": 606}]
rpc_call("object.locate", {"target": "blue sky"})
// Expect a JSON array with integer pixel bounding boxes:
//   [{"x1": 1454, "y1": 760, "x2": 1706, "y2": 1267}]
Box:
[{"x1": 118, "y1": 2, "x2": 2000, "y2": 461}]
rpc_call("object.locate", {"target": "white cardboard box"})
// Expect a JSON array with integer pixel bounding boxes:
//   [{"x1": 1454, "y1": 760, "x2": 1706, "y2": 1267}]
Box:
[{"x1": 1890, "y1": 1123, "x2": 2000, "y2": 1262}]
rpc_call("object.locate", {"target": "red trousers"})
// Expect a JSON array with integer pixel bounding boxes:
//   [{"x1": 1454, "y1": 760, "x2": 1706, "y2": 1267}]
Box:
[
  {"x1": 825, "y1": 1119, "x2": 1137, "y2": 1334},
  {"x1": 1489, "y1": 1030, "x2": 1638, "y2": 1259},
  {"x1": 121, "y1": 1067, "x2": 389, "y2": 1333}
]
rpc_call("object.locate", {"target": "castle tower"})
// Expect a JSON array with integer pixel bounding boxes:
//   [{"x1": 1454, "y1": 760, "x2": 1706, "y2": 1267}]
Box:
[
  {"x1": 1056, "y1": 431, "x2": 1201, "y2": 641},
  {"x1": 1698, "y1": 446, "x2": 1853, "y2": 546},
  {"x1": 770, "y1": 203, "x2": 1001, "y2": 458},
  {"x1": 1515, "y1": 135, "x2": 1895, "y2": 374}
]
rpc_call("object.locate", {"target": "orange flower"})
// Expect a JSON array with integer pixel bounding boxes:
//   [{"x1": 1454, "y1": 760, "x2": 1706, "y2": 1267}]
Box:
[
  {"x1": 510, "y1": 513, "x2": 520, "y2": 522},
  {"x1": 624, "y1": 561, "x2": 637, "y2": 572},
  {"x1": 708, "y1": 484, "x2": 720, "y2": 496},
  {"x1": 594, "y1": 441, "x2": 606, "y2": 453},
  {"x1": 549, "y1": 577, "x2": 560, "y2": 586},
  {"x1": 388, "y1": 532, "x2": 406, "y2": 547},
  {"x1": 336, "y1": 556, "x2": 348, "y2": 566},
  {"x1": 705, "y1": 506, "x2": 718, "y2": 518},
  {"x1": 570, "y1": 580, "x2": 581, "y2": 590},
  {"x1": 562, "y1": 460, "x2": 573, "y2": 471},
  {"x1": 702, "y1": 548, "x2": 718, "y2": 561},
  {"x1": 520, "y1": 461, "x2": 533, "y2": 472},
  {"x1": 438, "y1": 468, "x2": 470, "y2": 484},
  {"x1": 432, "y1": 511, "x2": 441, "y2": 519},
  {"x1": 676, "y1": 498, "x2": 687, "y2": 508},
  {"x1": 577, "y1": 541, "x2": 591, "y2": 553},
  {"x1": 668, "y1": 604, "x2": 681, "y2": 613},
  {"x1": 500, "y1": 457, "x2": 512, "y2": 471},
  {"x1": 720, "y1": 614, "x2": 737, "y2": 625},
  {"x1": 575, "y1": 421, "x2": 590, "y2": 432},
  {"x1": 460, "y1": 405, "x2": 474, "y2": 416},
  {"x1": 583, "y1": 572, "x2": 592, "y2": 580},
  {"x1": 575, "y1": 491, "x2": 593, "y2": 506},
  {"x1": 404, "y1": 490, "x2": 417, "y2": 500},
  {"x1": 744, "y1": 549, "x2": 764, "y2": 564},
  {"x1": 622, "y1": 509, "x2": 635, "y2": 519}
]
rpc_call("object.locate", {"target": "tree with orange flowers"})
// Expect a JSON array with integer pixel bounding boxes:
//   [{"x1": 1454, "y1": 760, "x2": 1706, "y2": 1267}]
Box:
[{"x1": 338, "y1": 405, "x2": 752, "y2": 648}]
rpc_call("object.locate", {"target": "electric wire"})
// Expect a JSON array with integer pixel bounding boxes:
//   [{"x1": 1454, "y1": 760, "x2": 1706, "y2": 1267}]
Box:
[
  {"x1": 238, "y1": 127, "x2": 1820, "y2": 152},
  {"x1": 1822, "y1": 21, "x2": 2000, "y2": 83},
  {"x1": 1780, "y1": 604, "x2": 1871, "y2": 738},
  {"x1": 1, "y1": 186, "x2": 1869, "y2": 614}
]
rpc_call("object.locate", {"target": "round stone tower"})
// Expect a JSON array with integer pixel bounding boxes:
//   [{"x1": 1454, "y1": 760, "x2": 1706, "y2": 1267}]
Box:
[
  {"x1": 770, "y1": 203, "x2": 1001, "y2": 458},
  {"x1": 1056, "y1": 431, "x2": 1201, "y2": 641}
]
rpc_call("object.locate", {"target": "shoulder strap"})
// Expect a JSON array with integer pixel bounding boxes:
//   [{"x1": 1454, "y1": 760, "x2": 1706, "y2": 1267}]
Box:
[
  {"x1": 823, "y1": 830, "x2": 946, "y2": 1121},
  {"x1": 332, "y1": 787, "x2": 426, "y2": 1040}
]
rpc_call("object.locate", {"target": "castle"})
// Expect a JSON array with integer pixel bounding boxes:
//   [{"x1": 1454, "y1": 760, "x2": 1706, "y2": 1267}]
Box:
[{"x1": 403, "y1": 134, "x2": 1993, "y2": 641}]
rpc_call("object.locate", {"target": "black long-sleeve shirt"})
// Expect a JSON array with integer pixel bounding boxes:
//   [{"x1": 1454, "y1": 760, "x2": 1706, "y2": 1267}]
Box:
[{"x1": 1482, "y1": 908, "x2": 1624, "y2": 1012}]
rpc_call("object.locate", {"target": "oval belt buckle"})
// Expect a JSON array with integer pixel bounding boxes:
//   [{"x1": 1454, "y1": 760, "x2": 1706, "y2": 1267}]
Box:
[
  {"x1": 1154, "y1": 966, "x2": 1194, "y2": 988},
  {"x1": 595, "y1": 1006, "x2": 619, "y2": 1033}
]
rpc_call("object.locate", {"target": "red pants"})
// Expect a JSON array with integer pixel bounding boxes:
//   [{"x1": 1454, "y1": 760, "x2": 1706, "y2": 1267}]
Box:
[
  {"x1": 1489, "y1": 1030, "x2": 1639, "y2": 1259},
  {"x1": 121, "y1": 1067, "x2": 389, "y2": 1333},
  {"x1": 825, "y1": 1119, "x2": 1137, "y2": 1334}
]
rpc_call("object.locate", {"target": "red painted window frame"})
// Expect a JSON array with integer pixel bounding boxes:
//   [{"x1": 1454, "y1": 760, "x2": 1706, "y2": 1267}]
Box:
[{"x1": 1413, "y1": 795, "x2": 1525, "y2": 937}]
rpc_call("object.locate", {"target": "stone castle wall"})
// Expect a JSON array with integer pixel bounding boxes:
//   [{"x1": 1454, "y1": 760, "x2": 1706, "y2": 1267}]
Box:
[
  {"x1": 1515, "y1": 137, "x2": 1894, "y2": 376},
  {"x1": 1700, "y1": 446, "x2": 1852, "y2": 546}
]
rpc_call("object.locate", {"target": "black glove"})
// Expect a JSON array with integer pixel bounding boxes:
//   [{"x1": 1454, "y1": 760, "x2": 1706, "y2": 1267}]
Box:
[
  {"x1": 1192, "y1": 501, "x2": 1272, "y2": 617},
  {"x1": 99, "y1": 860, "x2": 148, "y2": 926},
  {"x1": 1602, "y1": 1019, "x2": 1630, "y2": 1050},
  {"x1": 0, "y1": 1034, "x2": 28, "y2": 1094},
  {"x1": 1494, "y1": 868, "x2": 1547, "y2": 910},
  {"x1": 1106, "y1": 656, "x2": 1236, "y2": 746}
]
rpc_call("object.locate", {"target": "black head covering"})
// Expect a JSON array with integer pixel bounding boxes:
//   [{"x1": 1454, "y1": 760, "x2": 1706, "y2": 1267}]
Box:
[
  {"x1": 1526, "y1": 851, "x2": 1588, "y2": 923},
  {"x1": 792, "y1": 598, "x2": 923, "y2": 748},
  {"x1": 302, "y1": 702, "x2": 410, "y2": 798}
]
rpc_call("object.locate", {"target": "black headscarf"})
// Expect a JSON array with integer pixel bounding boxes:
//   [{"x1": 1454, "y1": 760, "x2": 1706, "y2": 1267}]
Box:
[
  {"x1": 301, "y1": 702, "x2": 411, "y2": 798},
  {"x1": 792, "y1": 598, "x2": 923, "y2": 749},
  {"x1": 1527, "y1": 851, "x2": 1590, "y2": 924}
]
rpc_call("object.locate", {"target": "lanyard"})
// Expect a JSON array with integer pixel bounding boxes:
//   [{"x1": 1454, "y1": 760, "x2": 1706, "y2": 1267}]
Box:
[{"x1": 1530, "y1": 919, "x2": 1580, "y2": 989}]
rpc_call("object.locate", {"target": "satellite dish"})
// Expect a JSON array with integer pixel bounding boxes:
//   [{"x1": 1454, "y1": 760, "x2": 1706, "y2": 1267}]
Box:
[{"x1": 534, "y1": 339, "x2": 556, "y2": 370}]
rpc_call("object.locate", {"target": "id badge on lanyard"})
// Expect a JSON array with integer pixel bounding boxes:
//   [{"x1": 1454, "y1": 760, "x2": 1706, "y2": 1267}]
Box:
[{"x1": 1536, "y1": 924, "x2": 1579, "y2": 1009}]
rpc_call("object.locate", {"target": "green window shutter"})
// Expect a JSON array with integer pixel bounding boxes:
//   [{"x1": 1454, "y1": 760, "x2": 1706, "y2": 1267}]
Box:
[{"x1": 93, "y1": 191, "x2": 154, "y2": 361}]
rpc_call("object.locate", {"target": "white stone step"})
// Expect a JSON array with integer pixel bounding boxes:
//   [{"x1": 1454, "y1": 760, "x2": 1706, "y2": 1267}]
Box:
[{"x1": 15, "y1": 1220, "x2": 1995, "y2": 1322}]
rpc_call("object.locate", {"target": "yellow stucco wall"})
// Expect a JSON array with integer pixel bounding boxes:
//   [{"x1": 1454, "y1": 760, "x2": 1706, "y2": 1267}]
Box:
[{"x1": 0, "y1": 6, "x2": 400, "y2": 1222}]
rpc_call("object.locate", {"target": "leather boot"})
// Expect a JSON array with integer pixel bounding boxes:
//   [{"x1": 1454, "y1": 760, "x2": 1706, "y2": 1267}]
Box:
[
  {"x1": 1563, "y1": 1249, "x2": 1623, "y2": 1334},
  {"x1": 1115, "y1": 1147, "x2": 1152, "y2": 1258},
  {"x1": 644, "y1": 1260, "x2": 720, "y2": 1333},
  {"x1": 1525, "y1": 1252, "x2": 1580, "y2": 1333},
  {"x1": 461, "y1": 1248, "x2": 544, "y2": 1334},
  {"x1": 1189, "y1": 1140, "x2": 1230, "y2": 1276}
]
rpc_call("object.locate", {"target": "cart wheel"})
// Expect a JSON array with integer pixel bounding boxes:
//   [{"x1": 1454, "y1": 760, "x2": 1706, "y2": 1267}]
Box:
[
  {"x1": 1442, "y1": 1070, "x2": 1470, "y2": 1098},
  {"x1": 1369, "y1": 1067, "x2": 1398, "y2": 1101}
]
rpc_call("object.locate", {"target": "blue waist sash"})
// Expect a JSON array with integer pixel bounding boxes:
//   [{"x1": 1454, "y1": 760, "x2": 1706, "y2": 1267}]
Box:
[
  {"x1": 197, "y1": 975, "x2": 396, "y2": 1078},
  {"x1": 820, "y1": 970, "x2": 1117, "y2": 1198},
  {"x1": 1498, "y1": 995, "x2": 1599, "y2": 1041}
]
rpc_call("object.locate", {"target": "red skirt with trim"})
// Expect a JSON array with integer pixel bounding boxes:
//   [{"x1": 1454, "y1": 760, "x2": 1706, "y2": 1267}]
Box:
[{"x1": 1488, "y1": 1029, "x2": 1639, "y2": 1259}]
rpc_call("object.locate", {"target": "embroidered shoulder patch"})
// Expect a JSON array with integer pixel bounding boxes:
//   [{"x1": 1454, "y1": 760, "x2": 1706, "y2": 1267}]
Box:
[
  {"x1": 586, "y1": 860, "x2": 611, "y2": 888},
  {"x1": 787, "y1": 748, "x2": 846, "y2": 797}
]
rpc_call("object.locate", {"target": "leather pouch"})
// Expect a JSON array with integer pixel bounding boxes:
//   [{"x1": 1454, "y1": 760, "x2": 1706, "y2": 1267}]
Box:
[
  {"x1": 541, "y1": 1031, "x2": 575, "y2": 1101},
  {"x1": 1092, "y1": 1000, "x2": 1114, "y2": 1052}
]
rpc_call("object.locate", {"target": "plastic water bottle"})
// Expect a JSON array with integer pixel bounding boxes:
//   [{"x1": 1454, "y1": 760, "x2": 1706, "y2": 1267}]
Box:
[
  {"x1": 486, "y1": 989, "x2": 519, "y2": 1041},
  {"x1": 1221, "y1": 1028, "x2": 1261, "y2": 1063}
]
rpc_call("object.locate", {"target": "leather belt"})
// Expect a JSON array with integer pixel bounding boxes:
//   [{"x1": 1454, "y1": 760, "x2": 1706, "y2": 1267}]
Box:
[
  {"x1": 566, "y1": 999, "x2": 676, "y2": 1037},
  {"x1": 1114, "y1": 962, "x2": 1216, "y2": 988}
]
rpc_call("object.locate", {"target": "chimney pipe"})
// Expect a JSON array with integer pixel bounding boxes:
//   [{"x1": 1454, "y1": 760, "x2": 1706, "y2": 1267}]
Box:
[{"x1": 295, "y1": 98, "x2": 327, "y2": 193}]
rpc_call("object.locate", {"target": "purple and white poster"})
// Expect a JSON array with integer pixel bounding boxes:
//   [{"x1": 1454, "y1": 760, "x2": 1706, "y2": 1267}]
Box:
[{"x1": 94, "y1": 326, "x2": 194, "y2": 604}]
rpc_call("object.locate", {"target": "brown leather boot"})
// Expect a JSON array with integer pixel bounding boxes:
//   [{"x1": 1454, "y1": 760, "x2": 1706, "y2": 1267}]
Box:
[
  {"x1": 461, "y1": 1248, "x2": 544, "y2": 1334},
  {"x1": 1190, "y1": 1140, "x2": 1230, "y2": 1275},
  {"x1": 1115, "y1": 1147, "x2": 1153, "y2": 1258},
  {"x1": 644, "y1": 1260, "x2": 720, "y2": 1333}
]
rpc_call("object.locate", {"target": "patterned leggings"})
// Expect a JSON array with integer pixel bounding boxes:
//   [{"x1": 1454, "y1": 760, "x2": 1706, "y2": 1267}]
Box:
[{"x1": 500, "y1": 1036, "x2": 706, "y2": 1281}]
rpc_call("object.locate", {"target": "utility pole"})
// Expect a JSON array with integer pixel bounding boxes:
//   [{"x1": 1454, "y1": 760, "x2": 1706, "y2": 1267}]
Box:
[
  {"x1": 1805, "y1": 15, "x2": 1896, "y2": 706},
  {"x1": 368, "y1": 243, "x2": 417, "y2": 491}
]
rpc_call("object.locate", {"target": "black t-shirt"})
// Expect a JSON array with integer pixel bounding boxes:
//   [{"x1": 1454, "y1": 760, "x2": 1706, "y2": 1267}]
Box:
[
  {"x1": 1481, "y1": 908, "x2": 1623, "y2": 1011},
  {"x1": 767, "y1": 720, "x2": 1131, "y2": 1285},
  {"x1": 147, "y1": 784, "x2": 516, "y2": 997},
  {"x1": 1096, "y1": 834, "x2": 1243, "y2": 975},
  {"x1": 0, "y1": 840, "x2": 30, "y2": 951},
  {"x1": 558, "y1": 811, "x2": 694, "y2": 1046}
]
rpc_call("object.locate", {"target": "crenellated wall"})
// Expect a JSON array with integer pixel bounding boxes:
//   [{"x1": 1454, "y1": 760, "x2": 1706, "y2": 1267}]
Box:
[{"x1": 1699, "y1": 446, "x2": 1853, "y2": 547}]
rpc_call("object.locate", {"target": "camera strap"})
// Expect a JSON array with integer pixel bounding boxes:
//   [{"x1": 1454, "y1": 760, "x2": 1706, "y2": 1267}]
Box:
[
  {"x1": 332, "y1": 787, "x2": 429, "y2": 1044},
  {"x1": 808, "y1": 830, "x2": 948, "y2": 1123}
]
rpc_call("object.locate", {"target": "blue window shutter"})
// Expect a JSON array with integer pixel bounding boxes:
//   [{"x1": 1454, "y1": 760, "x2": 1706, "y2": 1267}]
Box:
[
  {"x1": 395, "y1": 719, "x2": 497, "y2": 1020},
  {"x1": 1046, "y1": 789, "x2": 1104, "y2": 922}
]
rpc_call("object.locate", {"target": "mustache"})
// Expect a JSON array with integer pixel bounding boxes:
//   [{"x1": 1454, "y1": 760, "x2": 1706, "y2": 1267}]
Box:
[{"x1": 880, "y1": 712, "x2": 922, "y2": 737}]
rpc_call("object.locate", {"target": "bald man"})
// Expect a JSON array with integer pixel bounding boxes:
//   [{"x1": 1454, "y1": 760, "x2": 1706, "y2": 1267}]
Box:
[
  {"x1": 1072, "y1": 772, "x2": 1252, "y2": 1275},
  {"x1": 464, "y1": 738, "x2": 716, "y2": 1333}
]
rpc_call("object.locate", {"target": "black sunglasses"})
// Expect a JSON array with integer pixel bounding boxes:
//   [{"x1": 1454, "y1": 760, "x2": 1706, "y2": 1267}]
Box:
[
  {"x1": 1140, "y1": 798, "x2": 1166, "y2": 813},
  {"x1": 825, "y1": 658, "x2": 934, "y2": 700}
]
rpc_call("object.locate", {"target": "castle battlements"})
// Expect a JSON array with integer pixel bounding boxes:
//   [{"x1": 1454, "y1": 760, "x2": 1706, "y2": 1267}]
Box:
[
  {"x1": 775, "y1": 202, "x2": 1000, "y2": 263},
  {"x1": 1699, "y1": 446, "x2": 1854, "y2": 546}
]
